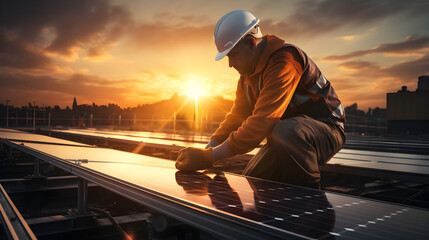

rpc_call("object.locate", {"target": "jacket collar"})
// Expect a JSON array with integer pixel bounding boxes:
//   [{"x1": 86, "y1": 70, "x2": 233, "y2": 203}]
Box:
[{"x1": 250, "y1": 34, "x2": 285, "y2": 78}]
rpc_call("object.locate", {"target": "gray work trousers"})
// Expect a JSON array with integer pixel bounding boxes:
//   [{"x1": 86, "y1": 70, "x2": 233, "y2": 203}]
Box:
[{"x1": 242, "y1": 115, "x2": 345, "y2": 188}]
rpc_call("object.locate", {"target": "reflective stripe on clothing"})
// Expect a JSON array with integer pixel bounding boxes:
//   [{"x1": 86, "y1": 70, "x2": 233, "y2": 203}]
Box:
[
  {"x1": 309, "y1": 74, "x2": 327, "y2": 93},
  {"x1": 331, "y1": 103, "x2": 345, "y2": 119},
  {"x1": 287, "y1": 74, "x2": 327, "y2": 108}
]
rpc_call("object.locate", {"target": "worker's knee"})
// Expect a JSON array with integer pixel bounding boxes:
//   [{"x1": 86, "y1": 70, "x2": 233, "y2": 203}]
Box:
[{"x1": 272, "y1": 116, "x2": 304, "y2": 142}]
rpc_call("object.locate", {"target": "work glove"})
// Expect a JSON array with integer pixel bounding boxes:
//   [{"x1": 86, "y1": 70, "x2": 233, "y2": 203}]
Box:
[{"x1": 175, "y1": 147, "x2": 213, "y2": 171}]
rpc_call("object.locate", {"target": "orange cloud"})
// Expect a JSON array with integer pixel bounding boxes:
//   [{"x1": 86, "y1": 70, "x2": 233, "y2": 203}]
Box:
[
  {"x1": 128, "y1": 22, "x2": 213, "y2": 50},
  {"x1": 0, "y1": 30, "x2": 53, "y2": 69},
  {"x1": 260, "y1": 0, "x2": 428, "y2": 39},
  {"x1": 1, "y1": 0, "x2": 132, "y2": 61},
  {"x1": 323, "y1": 35, "x2": 429, "y2": 61},
  {"x1": 341, "y1": 35, "x2": 356, "y2": 40}
]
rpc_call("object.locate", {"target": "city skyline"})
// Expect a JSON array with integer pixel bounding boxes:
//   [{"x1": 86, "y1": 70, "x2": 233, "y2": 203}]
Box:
[{"x1": 1, "y1": 0, "x2": 428, "y2": 110}]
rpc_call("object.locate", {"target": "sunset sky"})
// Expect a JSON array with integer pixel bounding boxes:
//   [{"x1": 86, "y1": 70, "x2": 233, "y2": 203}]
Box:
[{"x1": 1, "y1": 0, "x2": 428, "y2": 110}]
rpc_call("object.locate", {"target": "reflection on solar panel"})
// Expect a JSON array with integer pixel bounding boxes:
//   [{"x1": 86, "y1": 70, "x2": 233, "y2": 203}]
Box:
[
  {"x1": 1, "y1": 130, "x2": 428, "y2": 239},
  {"x1": 0, "y1": 128, "x2": 89, "y2": 147},
  {"x1": 57, "y1": 128, "x2": 208, "y2": 147},
  {"x1": 176, "y1": 171, "x2": 429, "y2": 239},
  {"x1": 45, "y1": 128, "x2": 429, "y2": 182},
  {"x1": 49, "y1": 128, "x2": 428, "y2": 161},
  {"x1": 73, "y1": 128, "x2": 212, "y2": 143}
]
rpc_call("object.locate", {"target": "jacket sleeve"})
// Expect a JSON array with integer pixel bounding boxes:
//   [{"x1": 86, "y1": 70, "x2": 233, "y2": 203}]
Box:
[
  {"x1": 211, "y1": 78, "x2": 252, "y2": 144},
  {"x1": 226, "y1": 54, "x2": 302, "y2": 155}
]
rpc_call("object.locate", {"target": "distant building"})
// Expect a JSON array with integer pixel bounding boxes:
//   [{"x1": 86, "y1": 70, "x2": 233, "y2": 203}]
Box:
[
  {"x1": 72, "y1": 97, "x2": 78, "y2": 111},
  {"x1": 386, "y1": 76, "x2": 429, "y2": 134}
]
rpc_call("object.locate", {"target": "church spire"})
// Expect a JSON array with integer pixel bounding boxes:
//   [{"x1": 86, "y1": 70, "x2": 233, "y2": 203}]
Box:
[{"x1": 72, "y1": 97, "x2": 78, "y2": 110}]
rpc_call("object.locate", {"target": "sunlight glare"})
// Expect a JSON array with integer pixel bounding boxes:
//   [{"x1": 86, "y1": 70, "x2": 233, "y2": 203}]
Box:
[{"x1": 183, "y1": 81, "x2": 207, "y2": 99}]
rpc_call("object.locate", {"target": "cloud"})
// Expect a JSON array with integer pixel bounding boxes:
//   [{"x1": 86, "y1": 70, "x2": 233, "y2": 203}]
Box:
[
  {"x1": 341, "y1": 35, "x2": 356, "y2": 40},
  {"x1": 322, "y1": 34, "x2": 429, "y2": 108},
  {"x1": 338, "y1": 60, "x2": 381, "y2": 72},
  {"x1": 0, "y1": 70, "x2": 226, "y2": 108},
  {"x1": 153, "y1": 12, "x2": 210, "y2": 25},
  {"x1": 331, "y1": 53, "x2": 429, "y2": 109},
  {"x1": 324, "y1": 35, "x2": 429, "y2": 61},
  {"x1": 381, "y1": 54, "x2": 429, "y2": 81},
  {"x1": 260, "y1": 0, "x2": 428, "y2": 39},
  {"x1": 0, "y1": 72, "x2": 157, "y2": 107},
  {"x1": 0, "y1": 0, "x2": 132, "y2": 59},
  {"x1": 333, "y1": 55, "x2": 428, "y2": 109},
  {"x1": 339, "y1": 54, "x2": 429, "y2": 81},
  {"x1": 0, "y1": 29, "x2": 53, "y2": 69},
  {"x1": 128, "y1": 21, "x2": 213, "y2": 49}
]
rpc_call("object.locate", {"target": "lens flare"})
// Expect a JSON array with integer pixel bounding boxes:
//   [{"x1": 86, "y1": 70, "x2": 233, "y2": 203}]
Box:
[{"x1": 184, "y1": 82, "x2": 207, "y2": 99}]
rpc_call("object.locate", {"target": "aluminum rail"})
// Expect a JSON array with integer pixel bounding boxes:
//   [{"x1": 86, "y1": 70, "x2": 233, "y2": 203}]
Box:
[
  {"x1": 0, "y1": 184, "x2": 37, "y2": 240},
  {"x1": 0, "y1": 138, "x2": 308, "y2": 240}
]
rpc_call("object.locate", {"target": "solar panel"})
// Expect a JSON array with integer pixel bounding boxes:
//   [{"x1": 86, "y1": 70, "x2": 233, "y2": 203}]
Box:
[
  {"x1": 0, "y1": 128, "x2": 89, "y2": 147},
  {"x1": 57, "y1": 128, "x2": 208, "y2": 147},
  {"x1": 325, "y1": 149, "x2": 429, "y2": 183},
  {"x1": 0, "y1": 128, "x2": 25, "y2": 133},
  {"x1": 47, "y1": 129, "x2": 261, "y2": 155},
  {"x1": 337, "y1": 148, "x2": 429, "y2": 162},
  {"x1": 177, "y1": 171, "x2": 429, "y2": 239},
  {"x1": 50, "y1": 128, "x2": 428, "y2": 163},
  {"x1": 3, "y1": 139, "x2": 429, "y2": 239},
  {"x1": 345, "y1": 135, "x2": 429, "y2": 154},
  {"x1": 72, "y1": 128, "x2": 213, "y2": 142},
  {"x1": 46, "y1": 128, "x2": 429, "y2": 183}
]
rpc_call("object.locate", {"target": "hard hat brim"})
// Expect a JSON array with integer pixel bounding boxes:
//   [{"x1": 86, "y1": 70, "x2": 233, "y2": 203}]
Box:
[{"x1": 215, "y1": 47, "x2": 232, "y2": 61}]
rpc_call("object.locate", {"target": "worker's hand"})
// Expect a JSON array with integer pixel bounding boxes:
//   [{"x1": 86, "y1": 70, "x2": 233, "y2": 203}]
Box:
[{"x1": 175, "y1": 147, "x2": 213, "y2": 171}]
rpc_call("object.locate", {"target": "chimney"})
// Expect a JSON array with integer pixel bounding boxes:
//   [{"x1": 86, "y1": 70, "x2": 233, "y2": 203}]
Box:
[{"x1": 399, "y1": 86, "x2": 408, "y2": 92}]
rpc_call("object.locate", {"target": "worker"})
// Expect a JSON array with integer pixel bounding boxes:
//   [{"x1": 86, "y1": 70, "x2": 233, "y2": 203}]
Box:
[{"x1": 176, "y1": 10, "x2": 346, "y2": 188}]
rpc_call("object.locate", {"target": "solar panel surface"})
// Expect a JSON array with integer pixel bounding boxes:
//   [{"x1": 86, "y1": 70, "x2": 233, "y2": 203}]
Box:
[
  {"x1": 51, "y1": 129, "x2": 262, "y2": 155},
  {"x1": 71, "y1": 128, "x2": 212, "y2": 142},
  {"x1": 0, "y1": 128, "x2": 88, "y2": 146},
  {"x1": 52, "y1": 128, "x2": 428, "y2": 163},
  {"x1": 48, "y1": 129, "x2": 429, "y2": 179},
  {"x1": 5, "y1": 138, "x2": 429, "y2": 239}
]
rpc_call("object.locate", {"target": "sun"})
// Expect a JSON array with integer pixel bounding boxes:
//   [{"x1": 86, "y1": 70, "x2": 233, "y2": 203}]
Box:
[{"x1": 184, "y1": 82, "x2": 207, "y2": 99}]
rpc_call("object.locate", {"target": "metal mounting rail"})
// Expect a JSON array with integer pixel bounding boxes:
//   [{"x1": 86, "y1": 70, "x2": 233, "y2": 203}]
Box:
[
  {"x1": 0, "y1": 138, "x2": 307, "y2": 240},
  {"x1": 0, "y1": 184, "x2": 37, "y2": 240}
]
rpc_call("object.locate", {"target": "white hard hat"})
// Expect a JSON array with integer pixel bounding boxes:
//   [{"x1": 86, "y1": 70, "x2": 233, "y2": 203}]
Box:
[{"x1": 214, "y1": 10, "x2": 262, "y2": 61}]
